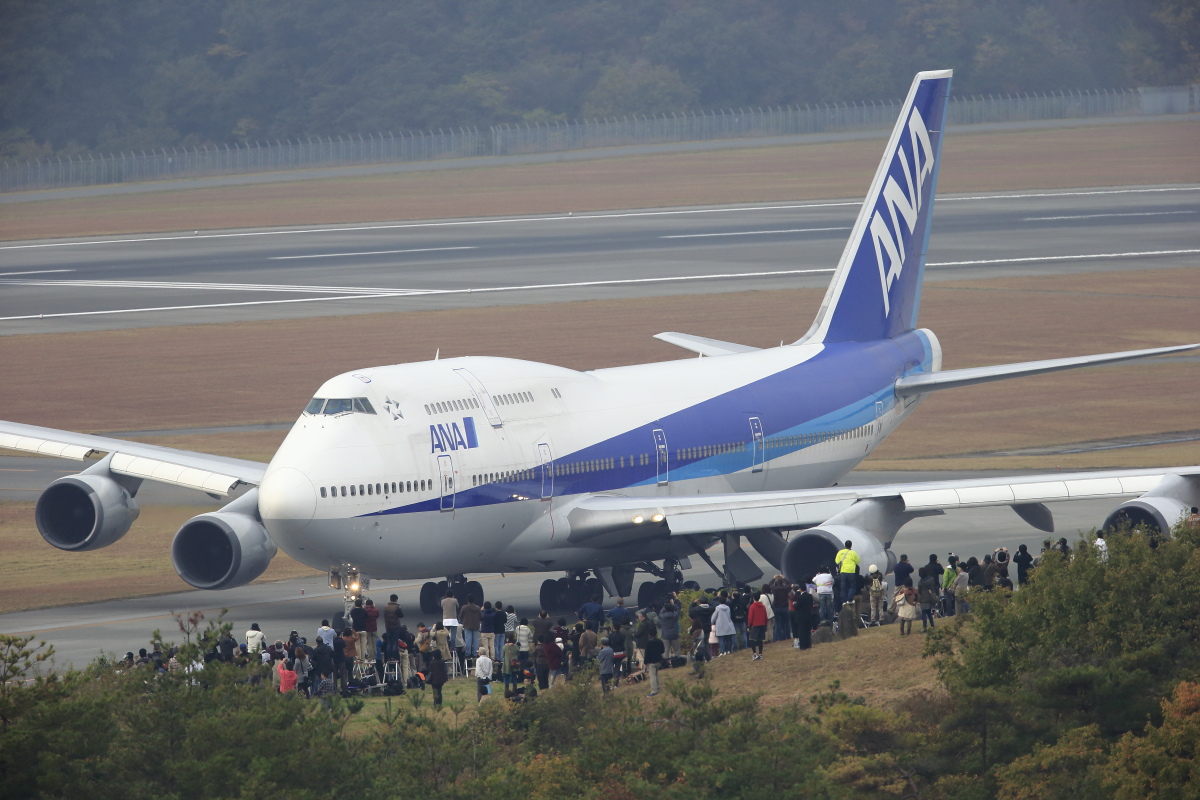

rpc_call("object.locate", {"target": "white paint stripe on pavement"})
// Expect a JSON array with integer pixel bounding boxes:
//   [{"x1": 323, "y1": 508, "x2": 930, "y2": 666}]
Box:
[{"x1": 0, "y1": 268, "x2": 837, "y2": 321}]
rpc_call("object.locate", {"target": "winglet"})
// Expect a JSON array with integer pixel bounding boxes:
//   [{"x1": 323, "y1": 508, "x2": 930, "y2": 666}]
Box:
[{"x1": 798, "y1": 69, "x2": 953, "y2": 344}]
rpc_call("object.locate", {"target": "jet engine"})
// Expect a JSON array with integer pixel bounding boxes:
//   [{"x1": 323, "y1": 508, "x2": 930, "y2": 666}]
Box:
[
  {"x1": 781, "y1": 525, "x2": 894, "y2": 585},
  {"x1": 171, "y1": 491, "x2": 276, "y2": 589},
  {"x1": 778, "y1": 497, "x2": 936, "y2": 584},
  {"x1": 1102, "y1": 474, "x2": 1200, "y2": 538},
  {"x1": 35, "y1": 473, "x2": 140, "y2": 552}
]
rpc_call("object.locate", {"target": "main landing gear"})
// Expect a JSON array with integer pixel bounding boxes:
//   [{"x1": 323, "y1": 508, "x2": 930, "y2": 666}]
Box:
[
  {"x1": 535, "y1": 559, "x2": 702, "y2": 613},
  {"x1": 419, "y1": 575, "x2": 484, "y2": 616},
  {"x1": 633, "y1": 557, "x2": 699, "y2": 608},
  {"x1": 540, "y1": 572, "x2": 604, "y2": 613}
]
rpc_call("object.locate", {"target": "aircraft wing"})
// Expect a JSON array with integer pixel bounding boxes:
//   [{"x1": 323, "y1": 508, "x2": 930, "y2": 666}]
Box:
[
  {"x1": 0, "y1": 420, "x2": 266, "y2": 495},
  {"x1": 562, "y1": 465, "x2": 1200, "y2": 546},
  {"x1": 895, "y1": 342, "x2": 1200, "y2": 397}
]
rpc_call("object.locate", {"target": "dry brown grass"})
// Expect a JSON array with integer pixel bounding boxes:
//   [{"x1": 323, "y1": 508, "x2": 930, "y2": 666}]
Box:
[
  {"x1": 675, "y1": 625, "x2": 937, "y2": 709},
  {"x1": 2, "y1": 119, "x2": 1197, "y2": 241},
  {"x1": 2, "y1": 268, "x2": 1197, "y2": 471},
  {"x1": 0, "y1": 501, "x2": 320, "y2": 613}
]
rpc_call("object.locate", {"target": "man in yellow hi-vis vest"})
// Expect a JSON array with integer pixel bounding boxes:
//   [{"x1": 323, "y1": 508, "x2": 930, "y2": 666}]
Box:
[{"x1": 834, "y1": 540, "x2": 860, "y2": 609}]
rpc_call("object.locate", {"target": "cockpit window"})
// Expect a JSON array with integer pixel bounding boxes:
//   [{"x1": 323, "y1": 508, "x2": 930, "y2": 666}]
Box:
[
  {"x1": 322, "y1": 398, "x2": 354, "y2": 415},
  {"x1": 304, "y1": 397, "x2": 378, "y2": 415}
]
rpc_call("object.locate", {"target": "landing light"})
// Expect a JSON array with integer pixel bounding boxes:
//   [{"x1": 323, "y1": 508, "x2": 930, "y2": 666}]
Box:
[
  {"x1": 632, "y1": 515, "x2": 644, "y2": 524},
  {"x1": 350, "y1": 582, "x2": 360, "y2": 592},
  {"x1": 652, "y1": 513, "x2": 665, "y2": 523}
]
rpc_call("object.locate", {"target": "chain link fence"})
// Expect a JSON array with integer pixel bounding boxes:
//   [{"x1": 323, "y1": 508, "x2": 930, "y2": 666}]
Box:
[{"x1": 4, "y1": 85, "x2": 1197, "y2": 193}]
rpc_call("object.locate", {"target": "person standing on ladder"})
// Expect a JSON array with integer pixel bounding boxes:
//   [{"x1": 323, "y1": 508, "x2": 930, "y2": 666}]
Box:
[{"x1": 834, "y1": 540, "x2": 860, "y2": 610}]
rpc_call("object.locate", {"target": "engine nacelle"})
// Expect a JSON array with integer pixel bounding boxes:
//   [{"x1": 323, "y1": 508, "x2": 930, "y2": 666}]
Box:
[
  {"x1": 1103, "y1": 497, "x2": 1191, "y2": 538},
  {"x1": 35, "y1": 474, "x2": 140, "y2": 551},
  {"x1": 781, "y1": 525, "x2": 895, "y2": 586},
  {"x1": 171, "y1": 510, "x2": 277, "y2": 590},
  {"x1": 1102, "y1": 474, "x2": 1200, "y2": 538}
]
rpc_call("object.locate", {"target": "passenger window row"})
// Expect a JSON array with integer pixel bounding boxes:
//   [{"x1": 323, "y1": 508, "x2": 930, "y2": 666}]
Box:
[
  {"x1": 304, "y1": 397, "x2": 377, "y2": 415},
  {"x1": 676, "y1": 442, "x2": 745, "y2": 460},
  {"x1": 765, "y1": 423, "x2": 877, "y2": 450},
  {"x1": 319, "y1": 478, "x2": 431, "y2": 499},
  {"x1": 425, "y1": 397, "x2": 480, "y2": 415},
  {"x1": 472, "y1": 469, "x2": 536, "y2": 487},
  {"x1": 494, "y1": 390, "x2": 535, "y2": 406}
]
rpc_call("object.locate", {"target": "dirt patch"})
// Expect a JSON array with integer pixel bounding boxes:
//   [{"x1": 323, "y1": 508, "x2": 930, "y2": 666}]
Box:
[
  {"x1": 2, "y1": 120, "x2": 1197, "y2": 241},
  {"x1": 0, "y1": 501, "x2": 320, "y2": 614}
]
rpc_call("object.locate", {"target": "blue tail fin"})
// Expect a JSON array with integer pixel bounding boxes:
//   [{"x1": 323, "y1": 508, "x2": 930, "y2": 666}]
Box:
[{"x1": 798, "y1": 70, "x2": 952, "y2": 344}]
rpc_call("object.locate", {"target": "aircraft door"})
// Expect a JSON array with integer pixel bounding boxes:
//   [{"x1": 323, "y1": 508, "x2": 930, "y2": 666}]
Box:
[
  {"x1": 653, "y1": 428, "x2": 669, "y2": 486},
  {"x1": 749, "y1": 417, "x2": 765, "y2": 473},
  {"x1": 538, "y1": 443, "x2": 554, "y2": 500},
  {"x1": 453, "y1": 368, "x2": 503, "y2": 428},
  {"x1": 437, "y1": 455, "x2": 455, "y2": 512}
]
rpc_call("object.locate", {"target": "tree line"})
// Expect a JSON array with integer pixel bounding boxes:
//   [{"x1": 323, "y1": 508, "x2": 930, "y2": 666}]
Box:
[
  {"x1": 2, "y1": 519, "x2": 1199, "y2": 798},
  {"x1": 2, "y1": 0, "x2": 1198, "y2": 161}
]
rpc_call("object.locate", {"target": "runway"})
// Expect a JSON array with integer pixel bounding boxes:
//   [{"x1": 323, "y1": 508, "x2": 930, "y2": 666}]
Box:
[
  {"x1": 0, "y1": 469, "x2": 1117, "y2": 671},
  {"x1": 2, "y1": 184, "x2": 1197, "y2": 335}
]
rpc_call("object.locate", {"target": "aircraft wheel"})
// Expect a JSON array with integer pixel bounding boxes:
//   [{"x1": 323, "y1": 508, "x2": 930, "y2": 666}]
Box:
[
  {"x1": 637, "y1": 581, "x2": 655, "y2": 609},
  {"x1": 419, "y1": 582, "x2": 440, "y2": 616},
  {"x1": 563, "y1": 580, "x2": 585, "y2": 611},
  {"x1": 682, "y1": 580, "x2": 701, "y2": 591},
  {"x1": 654, "y1": 579, "x2": 670, "y2": 604},
  {"x1": 465, "y1": 580, "x2": 484, "y2": 605},
  {"x1": 451, "y1": 581, "x2": 469, "y2": 605},
  {"x1": 584, "y1": 577, "x2": 603, "y2": 601},
  {"x1": 539, "y1": 579, "x2": 560, "y2": 612}
]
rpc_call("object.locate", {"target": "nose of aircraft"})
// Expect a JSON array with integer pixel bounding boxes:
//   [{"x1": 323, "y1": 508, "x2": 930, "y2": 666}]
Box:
[{"x1": 258, "y1": 467, "x2": 316, "y2": 529}]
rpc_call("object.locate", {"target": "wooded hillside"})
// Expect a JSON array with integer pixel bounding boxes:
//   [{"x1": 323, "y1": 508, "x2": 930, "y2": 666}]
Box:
[{"x1": 2, "y1": 0, "x2": 1197, "y2": 159}]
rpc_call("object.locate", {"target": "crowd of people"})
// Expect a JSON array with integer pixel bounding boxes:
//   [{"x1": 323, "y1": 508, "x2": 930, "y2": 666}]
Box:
[{"x1": 118, "y1": 533, "x2": 1114, "y2": 702}]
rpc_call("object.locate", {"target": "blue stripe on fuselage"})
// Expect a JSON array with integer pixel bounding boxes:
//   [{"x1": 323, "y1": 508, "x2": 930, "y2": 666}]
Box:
[{"x1": 366, "y1": 331, "x2": 935, "y2": 516}]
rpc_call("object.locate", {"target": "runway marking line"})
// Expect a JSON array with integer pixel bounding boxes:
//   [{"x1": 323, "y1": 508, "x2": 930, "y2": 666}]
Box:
[
  {"x1": 1024, "y1": 211, "x2": 1197, "y2": 222},
  {"x1": 270, "y1": 246, "x2": 477, "y2": 260},
  {"x1": 0, "y1": 268, "x2": 838, "y2": 321},
  {"x1": 663, "y1": 226, "x2": 851, "y2": 239},
  {"x1": 927, "y1": 248, "x2": 1200, "y2": 268}
]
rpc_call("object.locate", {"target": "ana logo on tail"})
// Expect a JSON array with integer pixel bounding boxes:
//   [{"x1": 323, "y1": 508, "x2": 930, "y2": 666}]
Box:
[{"x1": 872, "y1": 107, "x2": 936, "y2": 317}]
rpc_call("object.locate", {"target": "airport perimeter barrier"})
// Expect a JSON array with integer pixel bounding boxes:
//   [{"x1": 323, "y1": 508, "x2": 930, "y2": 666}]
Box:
[{"x1": 3, "y1": 84, "x2": 1197, "y2": 193}]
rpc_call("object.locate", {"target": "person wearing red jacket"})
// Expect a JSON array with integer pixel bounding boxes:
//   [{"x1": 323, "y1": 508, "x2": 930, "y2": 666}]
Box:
[
  {"x1": 542, "y1": 637, "x2": 564, "y2": 688},
  {"x1": 746, "y1": 595, "x2": 769, "y2": 661}
]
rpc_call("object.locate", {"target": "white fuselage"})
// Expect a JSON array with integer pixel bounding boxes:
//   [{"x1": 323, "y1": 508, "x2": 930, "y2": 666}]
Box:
[{"x1": 257, "y1": 329, "x2": 939, "y2": 581}]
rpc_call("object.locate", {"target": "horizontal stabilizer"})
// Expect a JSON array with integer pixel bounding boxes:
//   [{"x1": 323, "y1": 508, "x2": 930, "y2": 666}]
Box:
[
  {"x1": 654, "y1": 332, "x2": 761, "y2": 357},
  {"x1": 895, "y1": 341, "x2": 1200, "y2": 397}
]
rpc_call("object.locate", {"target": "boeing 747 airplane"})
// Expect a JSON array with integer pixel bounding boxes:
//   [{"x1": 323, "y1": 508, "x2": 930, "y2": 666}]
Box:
[{"x1": 4, "y1": 70, "x2": 1198, "y2": 615}]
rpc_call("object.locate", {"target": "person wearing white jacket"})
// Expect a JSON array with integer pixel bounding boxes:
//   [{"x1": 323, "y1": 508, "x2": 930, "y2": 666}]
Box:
[
  {"x1": 757, "y1": 588, "x2": 775, "y2": 641},
  {"x1": 711, "y1": 599, "x2": 736, "y2": 655},
  {"x1": 245, "y1": 623, "x2": 266, "y2": 654}
]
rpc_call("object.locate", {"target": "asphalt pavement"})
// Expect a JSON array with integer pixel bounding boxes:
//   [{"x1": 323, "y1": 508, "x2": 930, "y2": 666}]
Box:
[{"x1": 2, "y1": 185, "x2": 1197, "y2": 335}]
